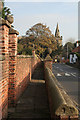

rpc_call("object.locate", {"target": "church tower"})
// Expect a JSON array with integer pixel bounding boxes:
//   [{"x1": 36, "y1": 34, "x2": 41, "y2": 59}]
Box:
[{"x1": 55, "y1": 23, "x2": 62, "y2": 46}]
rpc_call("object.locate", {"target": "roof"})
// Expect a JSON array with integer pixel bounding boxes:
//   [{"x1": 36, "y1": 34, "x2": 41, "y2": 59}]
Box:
[{"x1": 72, "y1": 46, "x2": 80, "y2": 53}]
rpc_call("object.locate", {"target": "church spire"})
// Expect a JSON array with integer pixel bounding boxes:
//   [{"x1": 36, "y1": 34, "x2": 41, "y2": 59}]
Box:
[
  {"x1": 57, "y1": 22, "x2": 59, "y2": 30},
  {"x1": 55, "y1": 22, "x2": 60, "y2": 37},
  {"x1": 55, "y1": 23, "x2": 62, "y2": 46}
]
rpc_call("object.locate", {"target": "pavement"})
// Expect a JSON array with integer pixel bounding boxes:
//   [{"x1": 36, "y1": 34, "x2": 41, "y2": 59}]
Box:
[
  {"x1": 8, "y1": 62, "x2": 51, "y2": 119},
  {"x1": 52, "y1": 63, "x2": 80, "y2": 106}
]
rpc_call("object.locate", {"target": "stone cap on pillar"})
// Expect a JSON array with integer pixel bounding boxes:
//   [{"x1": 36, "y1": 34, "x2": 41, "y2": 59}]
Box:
[
  {"x1": 9, "y1": 28, "x2": 19, "y2": 35},
  {"x1": 0, "y1": 17, "x2": 11, "y2": 28},
  {"x1": 32, "y1": 49, "x2": 35, "y2": 57},
  {"x1": 45, "y1": 54, "x2": 52, "y2": 61}
]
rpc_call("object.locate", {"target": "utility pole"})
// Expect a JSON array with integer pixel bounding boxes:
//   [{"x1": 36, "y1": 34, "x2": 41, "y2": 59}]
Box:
[
  {"x1": 67, "y1": 44, "x2": 68, "y2": 59},
  {"x1": 76, "y1": 41, "x2": 78, "y2": 47}
]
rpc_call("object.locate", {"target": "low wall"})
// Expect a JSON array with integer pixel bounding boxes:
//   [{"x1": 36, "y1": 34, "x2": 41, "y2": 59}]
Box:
[
  {"x1": 0, "y1": 21, "x2": 10, "y2": 119},
  {"x1": 0, "y1": 56, "x2": 9, "y2": 119},
  {"x1": 15, "y1": 55, "x2": 41, "y2": 103},
  {"x1": 44, "y1": 67, "x2": 78, "y2": 119},
  {"x1": 8, "y1": 55, "x2": 41, "y2": 107},
  {"x1": 0, "y1": 18, "x2": 41, "y2": 119},
  {"x1": 15, "y1": 56, "x2": 31, "y2": 102},
  {"x1": 0, "y1": 18, "x2": 78, "y2": 120}
]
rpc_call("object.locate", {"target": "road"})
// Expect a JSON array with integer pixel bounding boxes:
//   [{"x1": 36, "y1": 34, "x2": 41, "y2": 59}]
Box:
[{"x1": 52, "y1": 63, "x2": 80, "y2": 106}]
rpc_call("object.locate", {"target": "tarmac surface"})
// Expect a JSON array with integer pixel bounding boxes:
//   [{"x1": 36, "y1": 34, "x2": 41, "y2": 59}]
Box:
[{"x1": 52, "y1": 63, "x2": 80, "y2": 105}]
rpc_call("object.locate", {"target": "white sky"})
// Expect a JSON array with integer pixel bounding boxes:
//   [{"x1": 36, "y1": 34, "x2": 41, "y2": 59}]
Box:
[
  {"x1": 5, "y1": 1, "x2": 78, "y2": 45},
  {"x1": 5, "y1": 0, "x2": 79, "y2": 2}
]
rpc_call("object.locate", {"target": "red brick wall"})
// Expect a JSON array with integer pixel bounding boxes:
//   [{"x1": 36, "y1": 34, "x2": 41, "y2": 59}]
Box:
[
  {"x1": 0, "y1": 21, "x2": 78, "y2": 119},
  {"x1": 0, "y1": 25, "x2": 9, "y2": 119},
  {"x1": 8, "y1": 33, "x2": 17, "y2": 106},
  {"x1": 0, "y1": 22, "x2": 41, "y2": 119},
  {"x1": 15, "y1": 56, "x2": 41, "y2": 104},
  {"x1": 15, "y1": 57, "x2": 31, "y2": 102},
  {"x1": 8, "y1": 54, "x2": 41, "y2": 107}
]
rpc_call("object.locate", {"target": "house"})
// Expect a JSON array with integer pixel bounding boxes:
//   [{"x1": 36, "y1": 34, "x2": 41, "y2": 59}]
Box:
[
  {"x1": 72, "y1": 45, "x2": 80, "y2": 53},
  {"x1": 69, "y1": 45, "x2": 80, "y2": 64}
]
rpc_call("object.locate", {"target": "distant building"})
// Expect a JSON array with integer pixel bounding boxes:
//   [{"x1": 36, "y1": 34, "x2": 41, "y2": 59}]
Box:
[
  {"x1": 69, "y1": 46, "x2": 80, "y2": 63},
  {"x1": 55, "y1": 23, "x2": 62, "y2": 46},
  {"x1": 72, "y1": 45, "x2": 80, "y2": 53},
  {"x1": 75, "y1": 40, "x2": 80, "y2": 47},
  {"x1": 69, "y1": 54, "x2": 77, "y2": 63}
]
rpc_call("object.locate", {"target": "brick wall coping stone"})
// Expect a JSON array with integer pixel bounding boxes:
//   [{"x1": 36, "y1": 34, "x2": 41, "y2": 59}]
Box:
[
  {"x1": 37, "y1": 54, "x2": 43, "y2": 61},
  {"x1": 45, "y1": 67, "x2": 79, "y2": 116},
  {"x1": 9, "y1": 28, "x2": 19, "y2": 35},
  {"x1": 17, "y1": 55, "x2": 33, "y2": 58},
  {"x1": 0, "y1": 17, "x2": 11, "y2": 28},
  {"x1": 17, "y1": 54, "x2": 42, "y2": 59}
]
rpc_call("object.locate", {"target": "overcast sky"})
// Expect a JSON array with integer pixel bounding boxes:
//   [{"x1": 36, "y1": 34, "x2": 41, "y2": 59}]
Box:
[{"x1": 5, "y1": 1, "x2": 78, "y2": 45}]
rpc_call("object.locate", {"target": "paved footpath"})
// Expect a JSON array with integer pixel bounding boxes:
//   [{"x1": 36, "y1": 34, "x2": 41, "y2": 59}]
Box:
[
  {"x1": 8, "y1": 81, "x2": 51, "y2": 119},
  {"x1": 8, "y1": 62, "x2": 51, "y2": 119}
]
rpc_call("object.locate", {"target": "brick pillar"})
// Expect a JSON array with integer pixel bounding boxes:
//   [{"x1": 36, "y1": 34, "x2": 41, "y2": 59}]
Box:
[
  {"x1": 44, "y1": 54, "x2": 52, "y2": 71},
  {"x1": 0, "y1": 18, "x2": 11, "y2": 119},
  {"x1": 32, "y1": 49, "x2": 35, "y2": 57},
  {"x1": 8, "y1": 28, "x2": 19, "y2": 106}
]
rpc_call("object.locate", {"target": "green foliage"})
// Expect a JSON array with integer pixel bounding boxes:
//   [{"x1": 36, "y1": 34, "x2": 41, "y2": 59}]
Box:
[
  {"x1": 18, "y1": 23, "x2": 58, "y2": 57},
  {"x1": 17, "y1": 44, "x2": 32, "y2": 55},
  {"x1": 75, "y1": 52, "x2": 80, "y2": 60},
  {"x1": 41, "y1": 49, "x2": 49, "y2": 58},
  {"x1": 2, "y1": 7, "x2": 11, "y2": 19},
  {"x1": 24, "y1": 48, "x2": 32, "y2": 55},
  {"x1": 17, "y1": 44, "x2": 23, "y2": 54},
  {"x1": 0, "y1": 1, "x2": 12, "y2": 19},
  {"x1": 62, "y1": 42, "x2": 74, "y2": 59}
]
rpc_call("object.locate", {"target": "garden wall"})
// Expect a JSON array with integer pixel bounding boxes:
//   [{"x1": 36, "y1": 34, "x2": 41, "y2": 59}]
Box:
[{"x1": 0, "y1": 18, "x2": 41, "y2": 119}]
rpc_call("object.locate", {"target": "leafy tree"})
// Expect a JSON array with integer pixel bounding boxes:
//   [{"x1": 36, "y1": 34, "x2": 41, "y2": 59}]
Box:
[
  {"x1": 23, "y1": 48, "x2": 32, "y2": 55},
  {"x1": 0, "y1": 1, "x2": 12, "y2": 20},
  {"x1": 17, "y1": 44, "x2": 32, "y2": 55},
  {"x1": 26, "y1": 23, "x2": 52, "y2": 38},
  {"x1": 17, "y1": 44, "x2": 23, "y2": 54},
  {"x1": 62, "y1": 42, "x2": 74, "y2": 59},
  {"x1": 18, "y1": 23, "x2": 58, "y2": 57}
]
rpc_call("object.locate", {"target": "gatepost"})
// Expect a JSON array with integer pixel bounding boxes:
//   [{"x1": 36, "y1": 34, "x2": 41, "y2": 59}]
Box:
[
  {"x1": 8, "y1": 28, "x2": 19, "y2": 106},
  {"x1": 0, "y1": 18, "x2": 11, "y2": 119}
]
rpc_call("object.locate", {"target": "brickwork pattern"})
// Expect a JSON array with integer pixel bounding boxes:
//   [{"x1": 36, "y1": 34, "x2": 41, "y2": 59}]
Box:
[
  {"x1": 8, "y1": 33, "x2": 17, "y2": 106},
  {"x1": 0, "y1": 19, "x2": 78, "y2": 120},
  {"x1": 0, "y1": 25, "x2": 9, "y2": 119},
  {"x1": 0, "y1": 22, "x2": 41, "y2": 119},
  {"x1": 15, "y1": 57, "x2": 31, "y2": 103}
]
